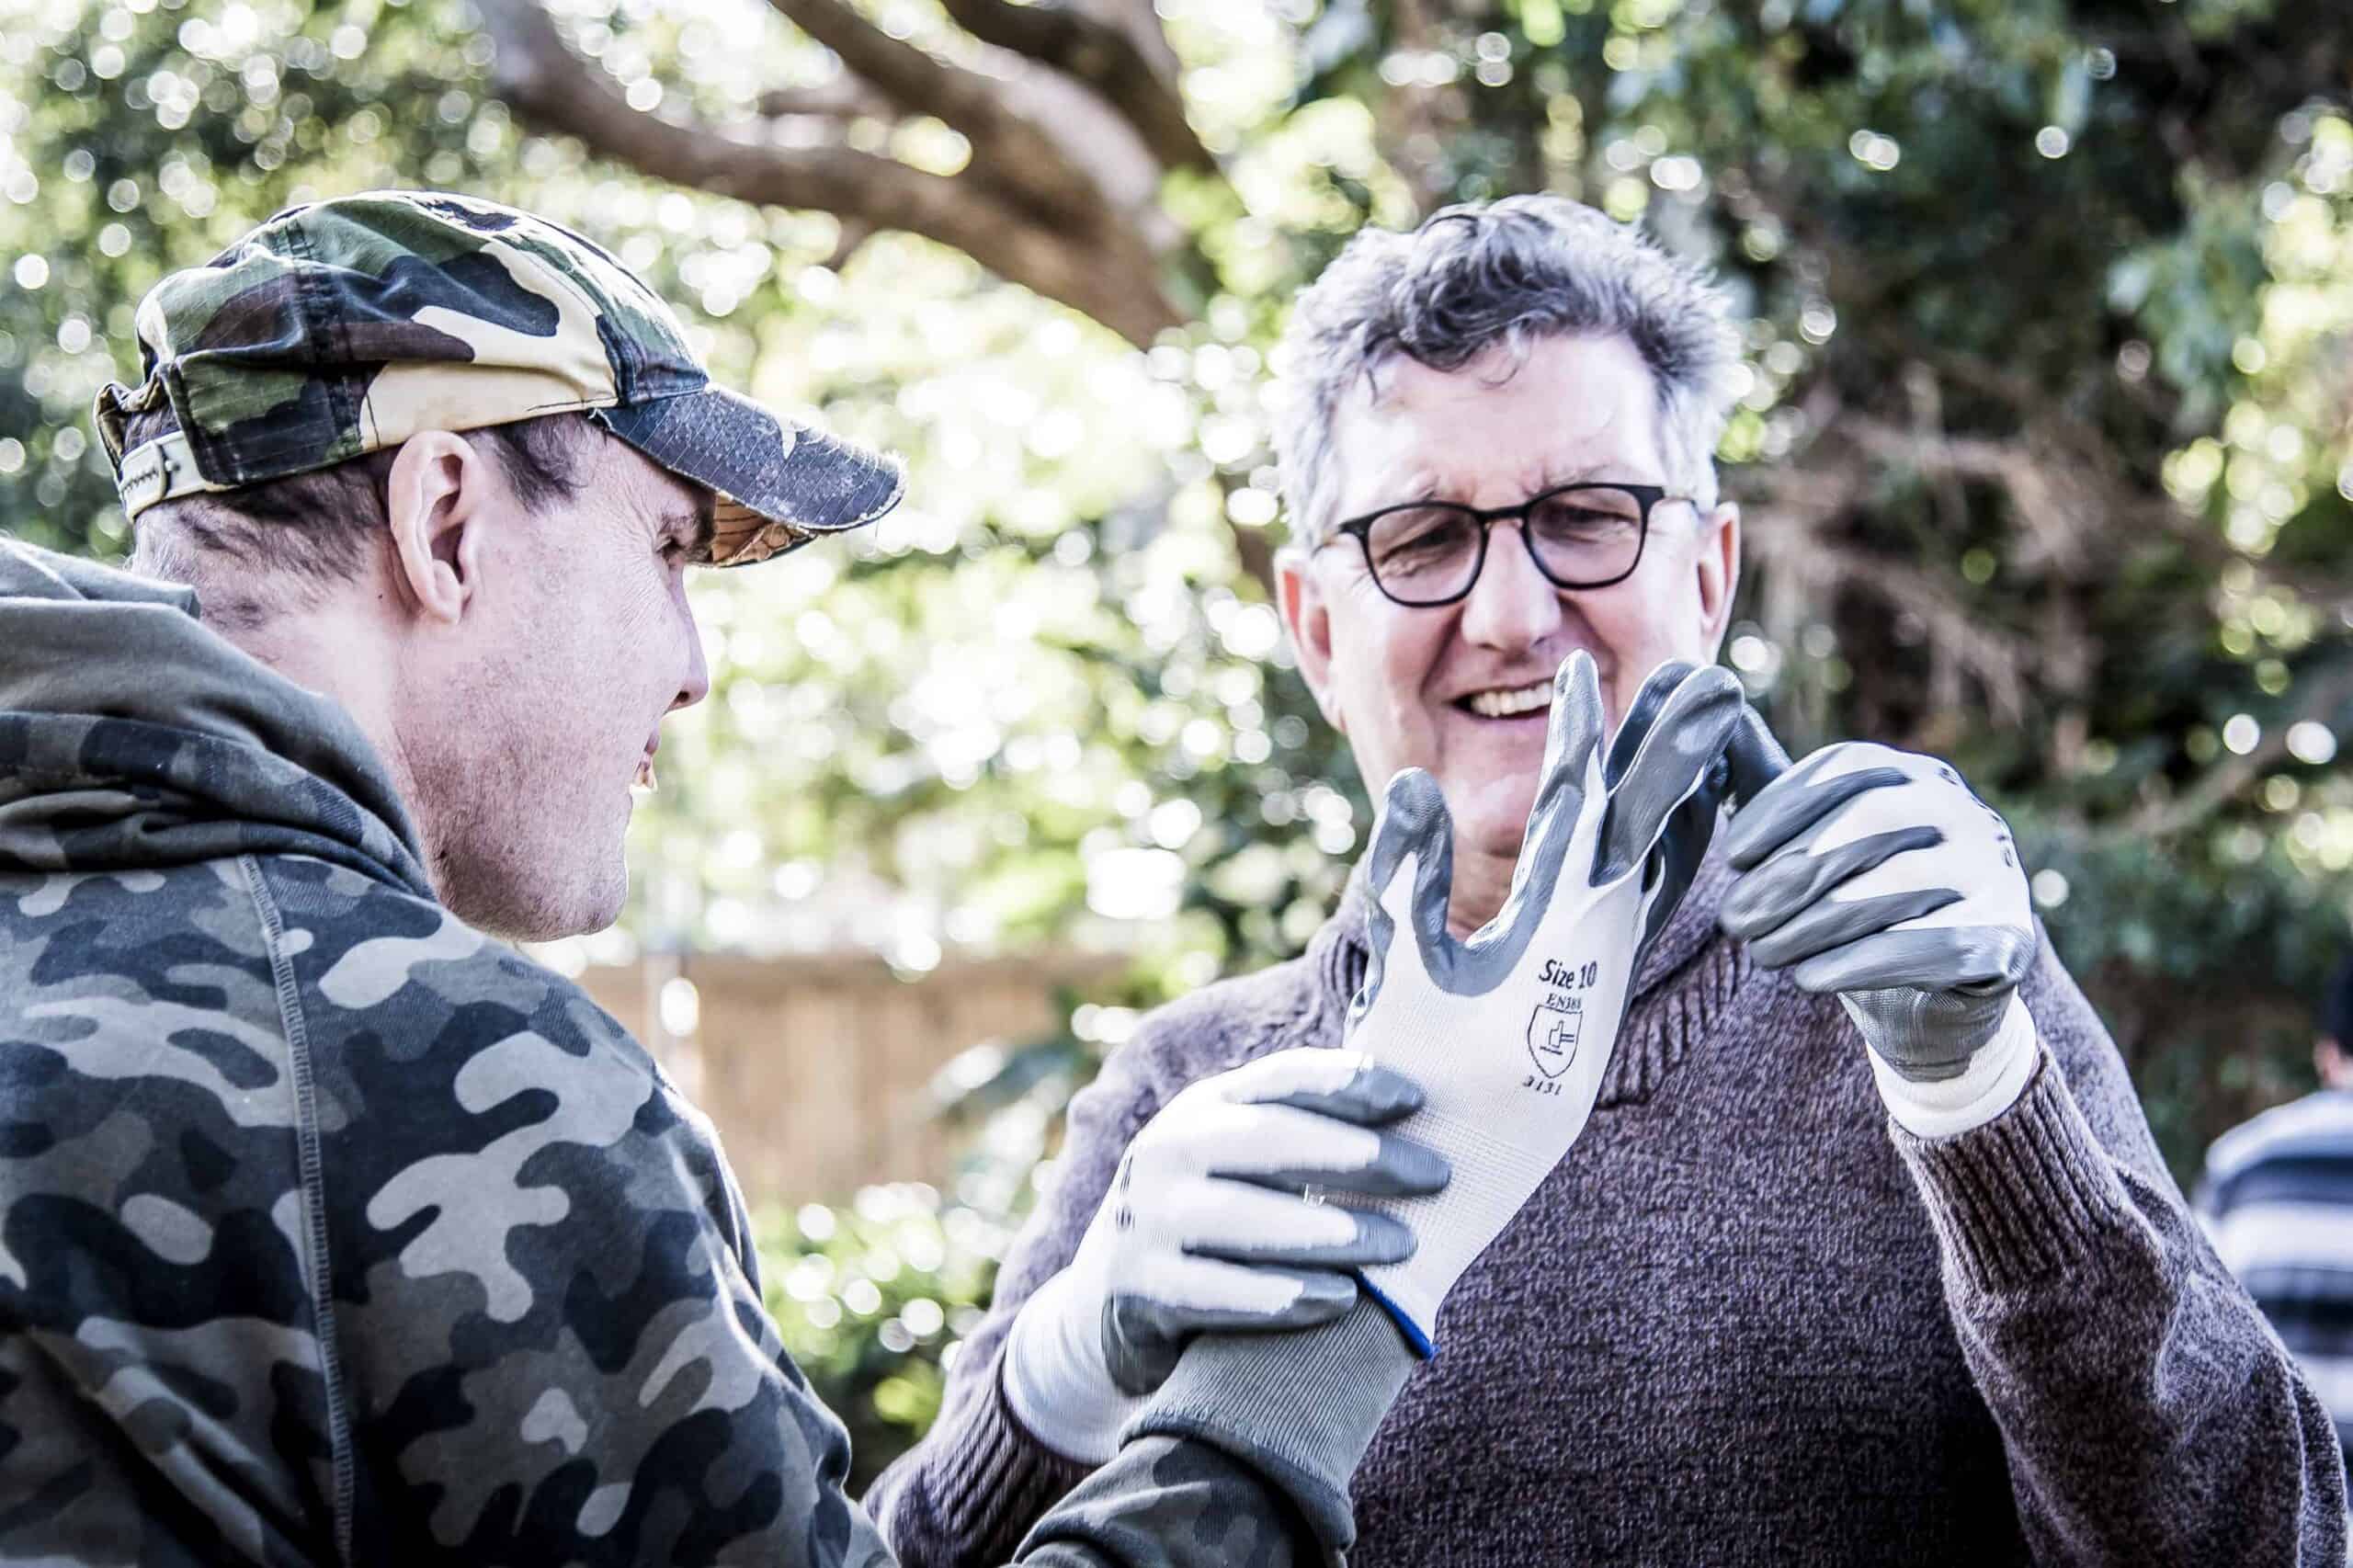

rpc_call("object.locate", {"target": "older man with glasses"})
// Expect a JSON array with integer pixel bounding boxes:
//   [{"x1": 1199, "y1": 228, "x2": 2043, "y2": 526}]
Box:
[{"x1": 871, "y1": 196, "x2": 2346, "y2": 1563}]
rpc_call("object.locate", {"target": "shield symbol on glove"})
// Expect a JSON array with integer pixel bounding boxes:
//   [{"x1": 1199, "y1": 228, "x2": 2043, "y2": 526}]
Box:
[{"x1": 1526, "y1": 996, "x2": 1582, "y2": 1080}]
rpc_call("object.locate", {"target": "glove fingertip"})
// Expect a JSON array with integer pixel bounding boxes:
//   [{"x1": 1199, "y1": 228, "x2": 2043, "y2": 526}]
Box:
[
  {"x1": 1356, "y1": 1063, "x2": 1427, "y2": 1120},
  {"x1": 1546, "y1": 653, "x2": 1606, "y2": 749},
  {"x1": 1732, "y1": 926, "x2": 1804, "y2": 976},
  {"x1": 1370, "y1": 770, "x2": 1447, "y2": 858},
  {"x1": 1787, "y1": 956, "x2": 1849, "y2": 995},
  {"x1": 1294, "y1": 1269, "x2": 1359, "y2": 1314},
  {"x1": 1720, "y1": 821, "x2": 1772, "y2": 873},
  {"x1": 1976, "y1": 923, "x2": 2039, "y2": 989},
  {"x1": 1381, "y1": 1133, "x2": 1451, "y2": 1195},
  {"x1": 1554, "y1": 647, "x2": 1599, "y2": 698},
  {"x1": 1722, "y1": 708, "x2": 1791, "y2": 807},
  {"x1": 1380, "y1": 765, "x2": 1442, "y2": 810},
  {"x1": 1714, "y1": 887, "x2": 1766, "y2": 940},
  {"x1": 1356, "y1": 1211, "x2": 1418, "y2": 1266}
]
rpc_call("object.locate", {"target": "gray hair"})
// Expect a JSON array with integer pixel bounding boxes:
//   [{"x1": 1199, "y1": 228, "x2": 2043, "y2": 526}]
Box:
[{"x1": 1273, "y1": 194, "x2": 1742, "y2": 545}]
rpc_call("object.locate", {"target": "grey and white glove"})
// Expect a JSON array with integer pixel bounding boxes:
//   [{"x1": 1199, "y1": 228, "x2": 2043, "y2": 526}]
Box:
[
  {"x1": 1345, "y1": 653, "x2": 1754, "y2": 1352},
  {"x1": 1718, "y1": 741, "x2": 2040, "y2": 1138},
  {"x1": 1005, "y1": 1048, "x2": 1446, "y2": 1462}
]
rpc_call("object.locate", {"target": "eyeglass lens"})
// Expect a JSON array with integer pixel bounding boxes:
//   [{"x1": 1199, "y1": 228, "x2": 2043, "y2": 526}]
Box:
[{"x1": 1363, "y1": 486, "x2": 1647, "y2": 604}]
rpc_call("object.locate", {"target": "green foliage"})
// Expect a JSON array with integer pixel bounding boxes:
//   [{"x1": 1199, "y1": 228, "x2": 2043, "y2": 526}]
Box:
[
  {"x1": 1283, "y1": 0, "x2": 2353, "y2": 1185},
  {"x1": 2023, "y1": 813, "x2": 2346, "y2": 1169},
  {"x1": 754, "y1": 1184, "x2": 1007, "y2": 1492},
  {"x1": 4, "y1": 0, "x2": 2350, "y2": 1203}
]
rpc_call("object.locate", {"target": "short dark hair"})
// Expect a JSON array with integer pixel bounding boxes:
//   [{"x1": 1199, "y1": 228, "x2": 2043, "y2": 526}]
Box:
[
  {"x1": 122, "y1": 411, "x2": 596, "y2": 630},
  {"x1": 2323, "y1": 956, "x2": 2353, "y2": 1047}
]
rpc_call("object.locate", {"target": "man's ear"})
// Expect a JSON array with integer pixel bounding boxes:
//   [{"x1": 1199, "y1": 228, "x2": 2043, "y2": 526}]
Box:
[
  {"x1": 1694, "y1": 501, "x2": 1740, "y2": 659},
  {"x1": 383, "y1": 430, "x2": 494, "y2": 626},
  {"x1": 1276, "y1": 544, "x2": 1346, "y2": 734}
]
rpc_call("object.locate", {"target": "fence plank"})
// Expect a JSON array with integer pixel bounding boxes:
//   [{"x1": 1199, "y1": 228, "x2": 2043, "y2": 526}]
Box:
[{"x1": 572, "y1": 952, "x2": 1120, "y2": 1205}]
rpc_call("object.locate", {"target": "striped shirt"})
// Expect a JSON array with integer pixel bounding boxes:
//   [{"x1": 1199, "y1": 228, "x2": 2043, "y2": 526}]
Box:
[{"x1": 2199, "y1": 1088, "x2": 2353, "y2": 1450}]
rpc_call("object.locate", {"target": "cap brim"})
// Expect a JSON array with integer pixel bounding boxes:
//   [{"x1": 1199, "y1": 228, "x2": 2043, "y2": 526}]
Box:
[{"x1": 595, "y1": 386, "x2": 904, "y2": 567}]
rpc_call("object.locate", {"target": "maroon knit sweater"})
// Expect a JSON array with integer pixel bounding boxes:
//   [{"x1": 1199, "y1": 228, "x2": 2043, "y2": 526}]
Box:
[{"x1": 868, "y1": 850, "x2": 2347, "y2": 1564}]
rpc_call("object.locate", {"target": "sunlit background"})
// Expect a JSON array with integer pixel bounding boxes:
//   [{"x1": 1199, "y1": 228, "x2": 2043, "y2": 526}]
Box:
[{"x1": 5, "y1": 0, "x2": 2351, "y2": 1483}]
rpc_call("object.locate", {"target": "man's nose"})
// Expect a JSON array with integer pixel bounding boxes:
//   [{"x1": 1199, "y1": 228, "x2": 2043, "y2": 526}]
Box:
[
  {"x1": 673, "y1": 608, "x2": 712, "y2": 712},
  {"x1": 1456, "y1": 521, "x2": 1564, "y2": 651}
]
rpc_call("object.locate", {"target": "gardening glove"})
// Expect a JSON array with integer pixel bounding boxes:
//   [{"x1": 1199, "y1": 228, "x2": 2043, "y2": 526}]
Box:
[
  {"x1": 1347, "y1": 652, "x2": 1755, "y2": 1352},
  {"x1": 1005, "y1": 1047, "x2": 1447, "y2": 1462},
  {"x1": 1718, "y1": 741, "x2": 2040, "y2": 1138}
]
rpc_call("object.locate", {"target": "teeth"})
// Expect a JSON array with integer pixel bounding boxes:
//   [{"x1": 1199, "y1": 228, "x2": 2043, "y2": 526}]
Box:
[
  {"x1": 1466, "y1": 682, "x2": 1552, "y2": 719},
  {"x1": 632, "y1": 757, "x2": 657, "y2": 794}
]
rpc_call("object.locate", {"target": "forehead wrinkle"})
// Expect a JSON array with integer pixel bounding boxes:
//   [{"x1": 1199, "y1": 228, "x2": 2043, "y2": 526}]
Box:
[
  {"x1": 599, "y1": 428, "x2": 712, "y2": 550},
  {"x1": 1370, "y1": 453, "x2": 1641, "y2": 511},
  {"x1": 1538, "y1": 458, "x2": 1684, "y2": 503},
  {"x1": 1359, "y1": 394, "x2": 1653, "y2": 494},
  {"x1": 1530, "y1": 457, "x2": 1626, "y2": 491}
]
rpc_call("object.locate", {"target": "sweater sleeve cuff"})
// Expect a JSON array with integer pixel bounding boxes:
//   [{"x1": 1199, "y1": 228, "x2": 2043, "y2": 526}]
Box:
[
  {"x1": 1890, "y1": 1047, "x2": 2141, "y2": 1296},
  {"x1": 918, "y1": 1348, "x2": 1097, "y2": 1564},
  {"x1": 1123, "y1": 1301, "x2": 1415, "y2": 1562}
]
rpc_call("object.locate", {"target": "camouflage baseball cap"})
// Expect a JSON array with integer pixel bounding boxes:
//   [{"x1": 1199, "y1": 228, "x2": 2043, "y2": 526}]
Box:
[{"x1": 92, "y1": 188, "x2": 903, "y2": 566}]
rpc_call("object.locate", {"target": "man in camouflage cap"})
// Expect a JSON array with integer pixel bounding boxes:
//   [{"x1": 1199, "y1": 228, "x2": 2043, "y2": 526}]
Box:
[{"x1": 0, "y1": 190, "x2": 1438, "y2": 1566}]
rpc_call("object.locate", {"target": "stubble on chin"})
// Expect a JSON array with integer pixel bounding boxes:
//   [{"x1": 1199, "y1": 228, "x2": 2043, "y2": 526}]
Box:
[
  {"x1": 401, "y1": 712, "x2": 628, "y2": 943},
  {"x1": 431, "y1": 801, "x2": 628, "y2": 941}
]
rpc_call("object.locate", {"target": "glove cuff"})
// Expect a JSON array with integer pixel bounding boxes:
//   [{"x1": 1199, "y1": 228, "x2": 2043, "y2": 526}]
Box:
[
  {"x1": 1126, "y1": 1300, "x2": 1418, "y2": 1562},
  {"x1": 1865, "y1": 994, "x2": 2040, "y2": 1139},
  {"x1": 1355, "y1": 1102, "x2": 1583, "y2": 1356},
  {"x1": 1005, "y1": 1267, "x2": 1146, "y2": 1466}
]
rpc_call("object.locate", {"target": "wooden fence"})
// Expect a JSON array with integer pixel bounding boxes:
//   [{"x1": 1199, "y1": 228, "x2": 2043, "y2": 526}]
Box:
[{"x1": 574, "y1": 951, "x2": 1122, "y2": 1205}]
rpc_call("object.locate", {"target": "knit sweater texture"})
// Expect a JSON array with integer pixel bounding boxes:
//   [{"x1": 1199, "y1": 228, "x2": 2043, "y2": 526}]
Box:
[{"x1": 869, "y1": 849, "x2": 2349, "y2": 1565}]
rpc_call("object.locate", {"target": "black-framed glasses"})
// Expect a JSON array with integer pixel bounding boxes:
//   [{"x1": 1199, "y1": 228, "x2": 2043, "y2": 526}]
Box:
[{"x1": 1320, "y1": 482, "x2": 1692, "y2": 608}]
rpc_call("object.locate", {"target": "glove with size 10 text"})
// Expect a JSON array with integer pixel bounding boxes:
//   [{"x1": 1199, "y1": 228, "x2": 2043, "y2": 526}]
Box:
[
  {"x1": 1005, "y1": 1047, "x2": 1449, "y2": 1462},
  {"x1": 1347, "y1": 652, "x2": 1758, "y2": 1353},
  {"x1": 1717, "y1": 741, "x2": 2040, "y2": 1138}
]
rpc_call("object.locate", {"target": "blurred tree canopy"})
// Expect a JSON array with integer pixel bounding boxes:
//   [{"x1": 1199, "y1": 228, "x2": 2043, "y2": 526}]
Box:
[{"x1": 3, "y1": 0, "x2": 2352, "y2": 1183}]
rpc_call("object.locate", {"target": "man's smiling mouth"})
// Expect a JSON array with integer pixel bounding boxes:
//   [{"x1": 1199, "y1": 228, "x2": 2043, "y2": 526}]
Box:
[{"x1": 1456, "y1": 680, "x2": 1553, "y2": 720}]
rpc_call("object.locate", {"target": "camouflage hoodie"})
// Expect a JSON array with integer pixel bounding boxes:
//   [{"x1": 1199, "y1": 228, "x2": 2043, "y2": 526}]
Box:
[{"x1": 0, "y1": 540, "x2": 1411, "y2": 1568}]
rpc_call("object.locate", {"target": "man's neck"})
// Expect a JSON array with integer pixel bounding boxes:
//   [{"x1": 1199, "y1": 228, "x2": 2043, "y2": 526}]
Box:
[
  {"x1": 222, "y1": 608, "x2": 426, "y2": 844},
  {"x1": 1443, "y1": 847, "x2": 1517, "y2": 939}
]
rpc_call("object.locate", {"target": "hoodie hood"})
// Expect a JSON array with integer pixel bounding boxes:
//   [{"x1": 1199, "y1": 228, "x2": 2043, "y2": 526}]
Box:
[{"x1": 0, "y1": 540, "x2": 431, "y2": 897}]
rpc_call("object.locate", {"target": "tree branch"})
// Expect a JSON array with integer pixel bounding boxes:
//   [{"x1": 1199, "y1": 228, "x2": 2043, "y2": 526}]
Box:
[
  {"x1": 1839, "y1": 400, "x2": 2353, "y2": 622},
  {"x1": 824, "y1": 217, "x2": 877, "y2": 270},
  {"x1": 2128, "y1": 658, "x2": 2353, "y2": 838},
  {"x1": 981, "y1": 55, "x2": 1171, "y2": 233},
  {"x1": 763, "y1": 0, "x2": 1102, "y2": 228},
  {"x1": 1743, "y1": 501, "x2": 2035, "y2": 724},
  {"x1": 1842, "y1": 415, "x2": 2095, "y2": 574},
  {"x1": 755, "y1": 79, "x2": 895, "y2": 120},
  {"x1": 1374, "y1": 0, "x2": 1468, "y2": 212},
  {"x1": 935, "y1": 0, "x2": 1215, "y2": 174},
  {"x1": 479, "y1": 0, "x2": 1185, "y2": 346}
]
